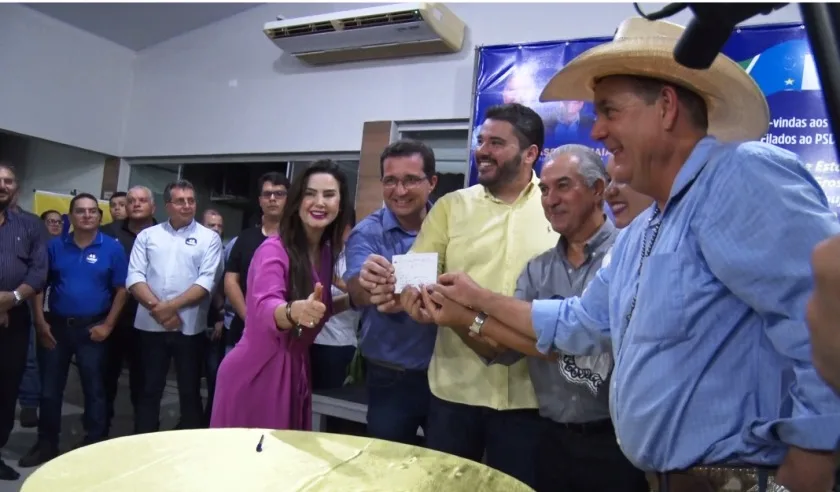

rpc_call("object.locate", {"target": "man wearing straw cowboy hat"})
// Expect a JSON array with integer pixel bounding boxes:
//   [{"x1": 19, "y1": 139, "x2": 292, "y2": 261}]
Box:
[{"x1": 428, "y1": 16, "x2": 840, "y2": 492}]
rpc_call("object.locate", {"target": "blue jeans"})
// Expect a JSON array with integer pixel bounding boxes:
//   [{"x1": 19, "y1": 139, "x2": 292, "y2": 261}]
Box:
[
  {"x1": 425, "y1": 394, "x2": 544, "y2": 490},
  {"x1": 37, "y1": 314, "x2": 108, "y2": 446},
  {"x1": 365, "y1": 362, "x2": 430, "y2": 446},
  {"x1": 18, "y1": 322, "x2": 40, "y2": 408}
]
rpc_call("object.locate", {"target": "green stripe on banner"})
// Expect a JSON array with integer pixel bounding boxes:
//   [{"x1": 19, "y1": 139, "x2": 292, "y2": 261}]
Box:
[
  {"x1": 743, "y1": 54, "x2": 760, "y2": 74},
  {"x1": 801, "y1": 54, "x2": 821, "y2": 91},
  {"x1": 738, "y1": 57, "x2": 754, "y2": 71}
]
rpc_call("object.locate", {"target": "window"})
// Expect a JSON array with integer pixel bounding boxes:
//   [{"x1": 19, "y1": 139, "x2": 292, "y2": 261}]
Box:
[{"x1": 399, "y1": 129, "x2": 470, "y2": 200}]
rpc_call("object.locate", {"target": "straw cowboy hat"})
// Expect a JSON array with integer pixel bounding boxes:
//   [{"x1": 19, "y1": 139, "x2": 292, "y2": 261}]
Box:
[{"x1": 539, "y1": 17, "x2": 769, "y2": 142}]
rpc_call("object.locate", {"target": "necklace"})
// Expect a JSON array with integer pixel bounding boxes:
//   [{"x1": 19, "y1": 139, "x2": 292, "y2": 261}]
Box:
[{"x1": 621, "y1": 205, "x2": 663, "y2": 345}]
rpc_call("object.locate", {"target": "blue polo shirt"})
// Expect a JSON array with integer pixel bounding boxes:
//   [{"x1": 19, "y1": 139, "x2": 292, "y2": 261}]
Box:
[
  {"x1": 47, "y1": 231, "x2": 128, "y2": 318},
  {"x1": 343, "y1": 206, "x2": 437, "y2": 371}
]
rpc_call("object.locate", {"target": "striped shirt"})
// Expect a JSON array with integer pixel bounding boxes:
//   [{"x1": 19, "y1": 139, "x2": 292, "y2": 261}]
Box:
[
  {"x1": 532, "y1": 137, "x2": 840, "y2": 471},
  {"x1": 0, "y1": 209, "x2": 48, "y2": 293}
]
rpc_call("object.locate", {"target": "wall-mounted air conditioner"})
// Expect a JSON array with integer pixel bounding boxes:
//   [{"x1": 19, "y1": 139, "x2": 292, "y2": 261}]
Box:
[{"x1": 263, "y1": 3, "x2": 466, "y2": 66}]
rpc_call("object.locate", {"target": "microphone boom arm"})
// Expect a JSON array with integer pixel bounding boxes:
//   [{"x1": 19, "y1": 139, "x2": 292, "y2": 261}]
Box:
[{"x1": 638, "y1": 2, "x2": 840, "y2": 159}]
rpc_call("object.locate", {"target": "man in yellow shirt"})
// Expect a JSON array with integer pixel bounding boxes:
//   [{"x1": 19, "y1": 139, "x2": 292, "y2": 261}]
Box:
[{"x1": 361, "y1": 103, "x2": 558, "y2": 488}]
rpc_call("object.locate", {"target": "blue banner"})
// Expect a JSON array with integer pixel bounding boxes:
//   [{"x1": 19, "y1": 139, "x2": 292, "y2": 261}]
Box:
[{"x1": 469, "y1": 24, "x2": 839, "y2": 215}]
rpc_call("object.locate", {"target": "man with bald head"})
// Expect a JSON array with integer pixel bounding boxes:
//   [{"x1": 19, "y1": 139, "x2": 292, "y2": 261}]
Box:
[
  {"x1": 201, "y1": 209, "x2": 223, "y2": 237},
  {"x1": 101, "y1": 185, "x2": 157, "y2": 435}
]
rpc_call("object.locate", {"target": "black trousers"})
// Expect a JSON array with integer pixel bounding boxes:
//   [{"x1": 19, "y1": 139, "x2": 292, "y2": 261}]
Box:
[
  {"x1": 0, "y1": 305, "x2": 31, "y2": 448},
  {"x1": 103, "y1": 322, "x2": 143, "y2": 436},
  {"x1": 134, "y1": 330, "x2": 204, "y2": 434},
  {"x1": 425, "y1": 395, "x2": 544, "y2": 490},
  {"x1": 536, "y1": 418, "x2": 649, "y2": 492},
  {"x1": 202, "y1": 330, "x2": 225, "y2": 426}
]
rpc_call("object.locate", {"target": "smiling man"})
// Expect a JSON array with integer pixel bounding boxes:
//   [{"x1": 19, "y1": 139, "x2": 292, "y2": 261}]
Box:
[
  {"x1": 424, "y1": 17, "x2": 840, "y2": 492},
  {"x1": 343, "y1": 139, "x2": 439, "y2": 446},
  {"x1": 361, "y1": 106, "x2": 559, "y2": 488},
  {"x1": 424, "y1": 144, "x2": 649, "y2": 492}
]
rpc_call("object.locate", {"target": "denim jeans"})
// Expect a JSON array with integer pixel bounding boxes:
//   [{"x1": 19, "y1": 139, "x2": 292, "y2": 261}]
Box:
[
  {"x1": 18, "y1": 322, "x2": 40, "y2": 409},
  {"x1": 37, "y1": 314, "x2": 108, "y2": 446},
  {"x1": 365, "y1": 362, "x2": 430, "y2": 446}
]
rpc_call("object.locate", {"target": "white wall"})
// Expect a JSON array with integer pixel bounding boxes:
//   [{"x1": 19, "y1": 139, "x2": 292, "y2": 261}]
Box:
[
  {"x1": 122, "y1": 3, "x2": 804, "y2": 158},
  {"x1": 16, "y1": 138, "x2": 110, "y2": 212},
  {"x1": 0, "y1": 3, "x2": 135, "y2": 156}
]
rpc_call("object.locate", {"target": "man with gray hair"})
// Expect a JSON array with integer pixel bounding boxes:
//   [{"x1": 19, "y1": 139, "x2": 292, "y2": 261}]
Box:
[
  {"x1": 101, "y1": 185, "x2": 157, "y2": 435},
  {"x1": 420, "y1": 144, "x2": 648, "y2": 491}
]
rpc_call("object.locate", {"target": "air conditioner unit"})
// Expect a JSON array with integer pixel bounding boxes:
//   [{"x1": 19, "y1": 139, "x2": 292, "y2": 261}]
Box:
[{"x1": 263, "y1": 3, "x2": 466, "y2": 66}]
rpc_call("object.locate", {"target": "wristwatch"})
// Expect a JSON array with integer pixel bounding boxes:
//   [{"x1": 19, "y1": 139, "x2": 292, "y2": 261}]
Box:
[
  {"x1": 469, "y1": 312, "x2": 488, "y2": 336},
  {"x1": 12, "y1": 290, "x2": 23, "y2": 306}
]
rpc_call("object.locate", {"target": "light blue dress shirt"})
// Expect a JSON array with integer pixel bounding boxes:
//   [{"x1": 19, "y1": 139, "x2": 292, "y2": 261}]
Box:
[
  {"x1": 127, "y1": 219, "x2": 222, "y2": 336},
  {"x1": 343, "y1": 206, "x2": 437, "y2": 370},
  {"x1": 531, "y1": 137, "x2": 840, "y2": 472}
]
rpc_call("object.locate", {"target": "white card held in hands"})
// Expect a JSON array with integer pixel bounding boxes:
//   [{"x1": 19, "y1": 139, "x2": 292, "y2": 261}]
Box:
[{"x1": 392, "y1": 253, "x2": 439, "y2": 294}]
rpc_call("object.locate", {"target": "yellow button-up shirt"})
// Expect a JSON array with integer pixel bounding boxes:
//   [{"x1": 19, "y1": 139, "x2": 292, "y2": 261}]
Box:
[{"x1": 411, "y1": 174, "x2": 559, "y2": 410}]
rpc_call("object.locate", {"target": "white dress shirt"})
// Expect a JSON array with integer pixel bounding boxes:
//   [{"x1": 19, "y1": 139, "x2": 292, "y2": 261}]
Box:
[
  {"x1": 314, "y1": 251, "x2": 360, "y2": 347},
  {"x1": 126, "y1": 219, "x2": 222, "y2": 336}
]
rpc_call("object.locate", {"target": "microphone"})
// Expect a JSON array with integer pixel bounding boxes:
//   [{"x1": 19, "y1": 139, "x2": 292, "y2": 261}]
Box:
[{"x1": 672, "y1": 3, "x2": 788, "y2": 69}]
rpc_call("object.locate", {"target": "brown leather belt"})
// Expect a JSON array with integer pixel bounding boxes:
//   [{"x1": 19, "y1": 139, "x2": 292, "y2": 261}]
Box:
[{"x1": 656, "y1": 465, "x2": 778, "y2": 492}]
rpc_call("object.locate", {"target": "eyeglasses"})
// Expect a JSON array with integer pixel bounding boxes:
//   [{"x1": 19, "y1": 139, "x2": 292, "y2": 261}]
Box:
[
  {"x1": 381, "y1": 175, "x2": 427, "y2": 189},
  {"x1": 260, "y1": 190, "x2": 288, "y2": 199},
  {"x1": 168, "y1": 197, "x2": 195, "y2": 207},
  {"x1": 44, "y1": 219, "x2": 61, "y2": 226}
]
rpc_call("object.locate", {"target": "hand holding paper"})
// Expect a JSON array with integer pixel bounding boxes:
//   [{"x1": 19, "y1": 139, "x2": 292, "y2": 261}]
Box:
[
  {"x1": 359, "y1": 254, "x2": 395, "y2": 291},
  {"x1": 392, "y1": 253, "x2": 439, "y2": 293}
]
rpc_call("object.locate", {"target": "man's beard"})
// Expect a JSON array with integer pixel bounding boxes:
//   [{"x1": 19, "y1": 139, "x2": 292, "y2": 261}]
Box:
[{"x1": 478, "y1": 153, "x2": 522, "y2": 192}]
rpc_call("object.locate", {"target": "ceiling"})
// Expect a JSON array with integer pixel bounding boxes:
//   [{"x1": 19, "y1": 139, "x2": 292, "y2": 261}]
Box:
[{"x1": 25, "y1": 3, "x2": 264, "y2": 51}]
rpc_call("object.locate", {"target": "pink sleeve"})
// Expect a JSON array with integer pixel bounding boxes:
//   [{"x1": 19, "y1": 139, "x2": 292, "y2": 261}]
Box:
[{"x1": 246, "y1": 237, "x2": 292, "y2": 340}]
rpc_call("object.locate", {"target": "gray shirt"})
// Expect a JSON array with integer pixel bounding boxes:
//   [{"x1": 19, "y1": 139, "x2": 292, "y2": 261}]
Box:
[{"x1": 505, "y1": 220, "x2": 617, "y2": 424}]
